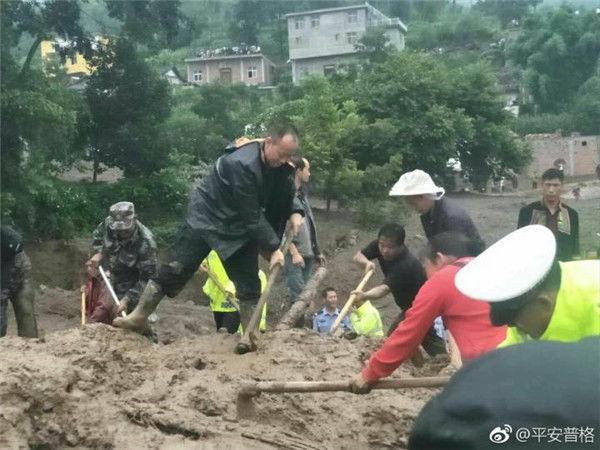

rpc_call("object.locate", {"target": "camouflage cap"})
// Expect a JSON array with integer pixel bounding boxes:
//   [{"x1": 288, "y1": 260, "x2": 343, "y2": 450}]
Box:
[{"x1": 108, "y1": 201, "x2": 135, "y2": 231}]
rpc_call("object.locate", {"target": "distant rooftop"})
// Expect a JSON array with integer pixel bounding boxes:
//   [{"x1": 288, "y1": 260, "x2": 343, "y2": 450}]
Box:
[
  {"x1": 285, "y1": 2, "x2": 369, "y2": 18},
  {"x1": 285, "y1": 2, "x2": 407, "y2": 33},
  {"x1": 187, "y1": 44, "x2": 262, "y2": 61}
]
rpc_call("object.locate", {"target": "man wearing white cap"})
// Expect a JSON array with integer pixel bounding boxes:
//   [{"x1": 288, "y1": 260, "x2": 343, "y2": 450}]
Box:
[
  {"x1": 389, "y1": 170, "x2": 485, "y2": 253},
  {"x1": 455, "y1": 225, "x2": 599, "y2": 346}
]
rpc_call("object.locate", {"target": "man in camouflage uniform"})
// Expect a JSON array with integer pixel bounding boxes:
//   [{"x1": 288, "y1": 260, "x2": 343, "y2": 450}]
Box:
[
  {"x1": 88, "y1": 202, "x2": 158, "y2": 337},
  {"x1": 1, "y1": 226, "x2": 38, "y2": 338}
]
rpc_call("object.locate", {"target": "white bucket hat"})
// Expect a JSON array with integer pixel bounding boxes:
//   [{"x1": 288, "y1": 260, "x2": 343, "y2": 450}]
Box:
[{"x1": 389, "y1": 170, "x2": 445, "y2": 198}]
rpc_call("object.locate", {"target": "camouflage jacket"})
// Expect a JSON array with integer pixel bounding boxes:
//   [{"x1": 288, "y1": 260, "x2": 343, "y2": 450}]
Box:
[{"x1": 92, "y1": 219, "x2": 158, "y2": 303}]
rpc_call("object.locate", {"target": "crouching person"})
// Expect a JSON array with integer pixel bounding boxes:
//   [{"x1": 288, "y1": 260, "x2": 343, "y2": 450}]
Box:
[
  {"x1": 87, "y1": 202, "x2": 158, "y2": 340},
  {"x1": 200, "y1": 250, "x2": 267, "y2": 334},
  {"x1": 351, "y1": 232, "x2": 507, "y2": 393}
]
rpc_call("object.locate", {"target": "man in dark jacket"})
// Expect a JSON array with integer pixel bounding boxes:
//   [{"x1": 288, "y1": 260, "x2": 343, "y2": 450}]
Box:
[
  {"x1": 114, "y1": 123, "x2": 303, "y2": 354},
  {"x1": 0, "y1": 226, "x2": 38, "y2": 338},
  {"x1": 389, "y1": 170, "x2": 485, "y2": 254},
  {"x1": 518, "y1": 168, "x2": 579, "y2": 261}
]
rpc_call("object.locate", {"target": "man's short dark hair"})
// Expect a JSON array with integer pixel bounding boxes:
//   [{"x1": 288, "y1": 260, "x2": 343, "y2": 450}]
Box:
[
  {"x1": 421, "y1": 232, "x2": 478, "y2": 262},
  {"x1": 266, "y1": 122, "x2": 299, "y2": 142},
  {"x1": 291, "y1": 155, "x2": 306, "y2": 170},
  {"x1": 378, "y1": 223, "x2": 406, "y2": 246},
  {"x1": 322, "y1": 287, "x2": 336, "y2": 298},
  {"x1": 542, "y1": 168, "x2": 564, "y2": 182}
]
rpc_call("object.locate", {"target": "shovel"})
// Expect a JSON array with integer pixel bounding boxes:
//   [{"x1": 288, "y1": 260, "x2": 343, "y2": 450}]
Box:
[
  {"x1": 98, "y1": 266, "x2": 127, "y2": 318},
  {"x1": 236, "y1": 224, "x2": 293, "y2": 353},
  {"x1": 236, "y1": 376, "x2": 450, "y2": 419},
  {"x1": 329, "y1": 269, "x2": 374, "y2": 335}
]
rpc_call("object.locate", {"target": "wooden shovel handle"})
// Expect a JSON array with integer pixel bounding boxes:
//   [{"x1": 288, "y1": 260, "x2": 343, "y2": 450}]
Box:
[
  {"x1": 330, "y1": 269, "x2": 374, "y2": 334},
  {"x1": 239, "y1": 376, "x2": 449, "y2": 398},
  {"x1": 241, "y1": 224, "x2": 293, "y2": 341}
]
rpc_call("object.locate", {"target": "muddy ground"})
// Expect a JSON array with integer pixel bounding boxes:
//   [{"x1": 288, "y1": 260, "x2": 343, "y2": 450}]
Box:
[{"x1": 1, "y1": 183, "x2": 598, "y2": 449}]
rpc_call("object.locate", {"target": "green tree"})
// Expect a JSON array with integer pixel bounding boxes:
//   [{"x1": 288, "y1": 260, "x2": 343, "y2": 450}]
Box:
[
  {"x1": 1, "y1": 0, "x2": 90, "y2": 189},
  {"x1": 355, "y1": 53, "x2": 474, "y2": 180},
  {"x1": 299, "y1": 78, "x2": 363, "y2": 210},
  {"x1": 85, "y1": 39, "x2": 171, "y2": 178},
  {"x1": 509, "y1": 7, "x2": 600, "y2": 112},
  {"x1": 473, "y1": 0, "x2": 541, "y2": 27},
  {"x1": 449, "y1": 63, "x2": 530, "y2": 190},
  {"x1": 573, "y1": 76, "x2": 600, "y2": 135},
  {"x1": 104, "y1": 0, "x2": 181, "y2": 51},
  {"x1": 355, "y1": 28, "x2": 396, "y2": 66}
]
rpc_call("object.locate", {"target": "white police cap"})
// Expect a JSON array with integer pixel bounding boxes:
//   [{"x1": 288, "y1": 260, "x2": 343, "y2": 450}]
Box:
[{"x1": 455, "y1": 225, "x2": 556, "y2": 302}]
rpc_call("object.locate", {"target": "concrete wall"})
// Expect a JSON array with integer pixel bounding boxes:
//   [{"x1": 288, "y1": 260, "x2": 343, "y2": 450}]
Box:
[
  {"x1": 292, "y1": 54, "x2": 360, "y2": 82},
  {"x1": 288, "y1": 8, "x2": 367, "y2": 60},
  {"x1": 523, "y1": 133, "x2": 600, "y2": 179},
  {"x1": 287, "y1": 6, "x2": 405, "y2": 82},
  {"x1": 186, "y1": 56, "x2": 273, "y2": 86}
]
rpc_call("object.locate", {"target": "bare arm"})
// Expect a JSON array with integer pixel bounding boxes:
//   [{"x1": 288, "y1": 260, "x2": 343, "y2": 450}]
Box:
[
  {"x1": 353, "y1": 251, "x2": 376, "y2": 275},
  {"x1": 355, "y1": 284, "x2": 390, "y2": 301}
]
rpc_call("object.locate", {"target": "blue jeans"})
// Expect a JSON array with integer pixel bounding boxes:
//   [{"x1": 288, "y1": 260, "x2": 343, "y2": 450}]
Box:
[{"x1": 285, "y1": 254, "x2": 315, "y2": 302}]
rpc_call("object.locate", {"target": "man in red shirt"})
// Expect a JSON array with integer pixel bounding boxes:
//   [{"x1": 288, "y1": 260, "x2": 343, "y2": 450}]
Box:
[{"x1": 350, "y1": 232, "x2": 506, "y2": 393}]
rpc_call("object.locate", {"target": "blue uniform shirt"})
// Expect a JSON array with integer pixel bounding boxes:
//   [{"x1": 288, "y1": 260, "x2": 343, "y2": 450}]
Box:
[{"x1": 313, "y1": 307, "x2": 352, "y2": 333}]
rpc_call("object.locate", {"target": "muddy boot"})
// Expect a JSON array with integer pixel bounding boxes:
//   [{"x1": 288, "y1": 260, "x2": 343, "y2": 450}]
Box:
[
  {"x1": 234, "y1": 302, "x2": 257, "y2": 355},
  {"x1": 113, "y1": 280, "x2": 163, "y2": 333},
  {"x1": 13, "y1": 279, "x2": 38, "y2": 338}
]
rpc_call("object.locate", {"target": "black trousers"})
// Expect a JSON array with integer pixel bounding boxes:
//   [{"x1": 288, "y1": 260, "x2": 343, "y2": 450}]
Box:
[
  {"x1": 157, "y1": 223, "x2": 262, "y2": 303},
  {"x1": 213, "y1": 311, "x2": 241, "y2": 334}
]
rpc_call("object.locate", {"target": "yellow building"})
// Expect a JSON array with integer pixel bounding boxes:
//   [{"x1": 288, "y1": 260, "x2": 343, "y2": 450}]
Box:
[{"x1": 40, "y1": 40, "x2": 91, "y2": 76}]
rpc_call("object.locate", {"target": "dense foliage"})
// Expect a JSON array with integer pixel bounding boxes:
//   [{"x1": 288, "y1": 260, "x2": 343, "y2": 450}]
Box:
[{"x1": 3, "y1": 0, "x2": 597, "y2": 239}]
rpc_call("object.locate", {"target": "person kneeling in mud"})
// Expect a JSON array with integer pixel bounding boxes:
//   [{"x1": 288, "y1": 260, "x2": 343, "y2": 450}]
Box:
[
  {"x1": 86, "y1": 202, "x2": 158, "y2": 341},
  {"x1": 200, "y1": 250, "x2": 267, "y2": 334}
]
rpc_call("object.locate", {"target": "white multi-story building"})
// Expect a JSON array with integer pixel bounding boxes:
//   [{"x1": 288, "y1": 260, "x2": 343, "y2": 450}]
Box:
[{"x1": 286, "y1": 2, "x2": 407, "y2": 82}]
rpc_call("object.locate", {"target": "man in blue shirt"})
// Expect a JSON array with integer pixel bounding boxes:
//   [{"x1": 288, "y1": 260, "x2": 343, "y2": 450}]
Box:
[{"x1": 313, "y1": 287, "x2": 351, "y2": 333}]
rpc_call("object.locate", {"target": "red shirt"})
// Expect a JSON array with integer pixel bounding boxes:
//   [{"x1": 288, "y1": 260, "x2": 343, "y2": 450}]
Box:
[{"x1": 362, "y1": 258, "x2": 507, "y2": 382}]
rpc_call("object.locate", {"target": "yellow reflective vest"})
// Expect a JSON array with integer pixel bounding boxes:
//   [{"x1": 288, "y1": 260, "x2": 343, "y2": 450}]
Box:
[
  {"x1": 500, "y1": 260, "x2": 600, "y2": 347},
  {"x1": 350, "y1": 300, "x2": 384, "y2": 337},
  {"x1": 201, "y1": 251, "x2": 267, "y2": 330}
]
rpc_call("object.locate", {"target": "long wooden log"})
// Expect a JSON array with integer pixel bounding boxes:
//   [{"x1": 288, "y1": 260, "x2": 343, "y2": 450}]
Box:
[
  {"x1": 276, "y1": 266, "x2": 327, "y2": 330},
  {"x1": 236, "y1": 376, "x2": 450, "y2": 419},
  {"x1": 239, "y1": 376, "x2": 449, "y2": 398},
  {"x1": 329, "y1": 269, "x2": 374, "y2": 334}
]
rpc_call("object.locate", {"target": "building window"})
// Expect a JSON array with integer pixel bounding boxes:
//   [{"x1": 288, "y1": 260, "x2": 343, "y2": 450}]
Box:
[
  {"x1": 311, "y1": 15, "x2": 320, "y2": 29},
  {"x1": 248, "y1": 66, "x2": 257, "y2": 79},
  {"x1": 346, "y1": 32, "x2": 358, "y2": 44},
  {"x1": 295, "y1": 18, "x2": 304, "y2": 30},
  {"x1": 193, "y1": 70, "x2": 203, "y2": 82},
  {"x1": 295, "y1": 36, "x2": 302, "y2": 46},
  {"x1": 347, "y1": 10, "x2": 358, "y2": 24},
  {"x1": 334, "y1": 33, "x2": 340, "y2": 42},
  {"x1": 323, "y1": 65, "x2": 336, "y2": 76}
]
